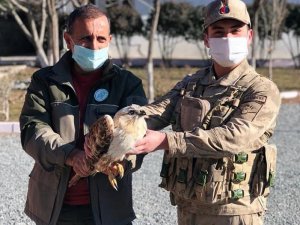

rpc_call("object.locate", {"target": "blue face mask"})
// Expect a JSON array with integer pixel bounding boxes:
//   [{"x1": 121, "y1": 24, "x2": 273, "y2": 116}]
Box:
[{"x1": 72, "y1": 45, "x2": 109, "y2": 72}]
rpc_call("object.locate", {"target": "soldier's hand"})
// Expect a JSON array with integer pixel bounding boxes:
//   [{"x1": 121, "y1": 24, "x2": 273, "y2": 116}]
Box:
[{"x1": 127, "y1": 130, "x2": 169, "y2": 155}]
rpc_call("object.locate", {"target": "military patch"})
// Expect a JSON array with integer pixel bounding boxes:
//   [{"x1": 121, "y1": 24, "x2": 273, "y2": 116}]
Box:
[
  {"x1": 237, "y1": 101, "x2": 265, "y2": 121},
  {"x1": 243, "y1": 95, "x2": 267, "y2": 103},
  {"x1": 240, "y1": 103, "x2": 258, "y2": 114}
]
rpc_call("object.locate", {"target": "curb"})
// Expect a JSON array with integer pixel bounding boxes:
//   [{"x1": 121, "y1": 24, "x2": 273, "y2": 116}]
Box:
[
  {"x1": 1, "y1": 91, "x2": 299, "y2": 134},
  {"x1": 0, "y1": 122, "x2": 20, "y2": 134},
  {"x1": 280, "y1": 90, "x2": 299, "y2": 99}
]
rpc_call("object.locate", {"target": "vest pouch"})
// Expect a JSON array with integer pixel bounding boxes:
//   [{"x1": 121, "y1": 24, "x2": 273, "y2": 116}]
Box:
[
  {"x1": 251, "y1": 144, "x2": 277, "y2": 197},
  {"x1": 174, "y1": 158, "x2": 189, "y2": 197},
  {"x1": 209, "y1": 104, "x2": 232, "y2": 128},
  {"x1": 194, "y1": 169, "x2": 210, "y2": 203},
  {"x1": 204, "y1": 167, "x2": 226, "y2": 204},
  {"x1": 263, "y1": 144, "x2": 277, "y2": 197},
  {"x1": 159, "y1": 153, "x2": 177, "y2": 191},
  {"x1": 193, "y1": 159, "x2": 228, "y2": 204},
  {"x1": 180, "y1": 96, "x2": 210, "y2": 131}
]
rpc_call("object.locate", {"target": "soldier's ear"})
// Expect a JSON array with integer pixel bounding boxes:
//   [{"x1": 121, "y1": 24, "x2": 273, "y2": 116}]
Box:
[
  {"x1": 247, "y1": 28, "x2": 253, "y2": 46},
  {"x1": 204, "y1": 33, "x2": 209, "y2": 48}
]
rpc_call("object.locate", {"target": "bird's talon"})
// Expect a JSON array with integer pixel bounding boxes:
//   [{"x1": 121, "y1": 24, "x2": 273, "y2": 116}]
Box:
[
  {"x1": 109, "y1": 175, "x2": 118, "y2": 191},
  {"x1": 117, "y1": 163, "x2": 124, "y2": 178}
]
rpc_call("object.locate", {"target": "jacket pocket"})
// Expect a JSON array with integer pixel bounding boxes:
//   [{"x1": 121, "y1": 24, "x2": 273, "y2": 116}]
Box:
[
  {"x1": 51, "y1": 102, "x2": 78, "y2": 142},
  {"x1": 26, "y1": 163, "x2": 60, "y2": 224},
  {"x1": 85, "y1": 104, "x2": 119, "y2": 127}
]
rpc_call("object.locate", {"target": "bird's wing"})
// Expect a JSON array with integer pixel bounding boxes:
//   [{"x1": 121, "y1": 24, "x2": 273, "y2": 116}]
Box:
[
  {"x1": 68, "y1": 115, "x2": 114, "y2": 186},
  {"x1": 85, "y1": 115, "x2": 114, "y2": 165}
]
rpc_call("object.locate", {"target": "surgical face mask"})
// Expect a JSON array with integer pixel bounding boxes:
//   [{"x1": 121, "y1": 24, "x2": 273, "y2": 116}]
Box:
[
  {"x1": 72, "y1": 45, "x2": 109, "y2": 72},
  {"x1": 208, "y1": 37, "x2": 248, "y2": 67}
]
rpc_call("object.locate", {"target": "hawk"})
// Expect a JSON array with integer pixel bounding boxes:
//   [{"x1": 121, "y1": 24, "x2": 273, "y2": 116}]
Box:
[{"x1": 69, "y1": 104, "x2": 147, "y2": 190}]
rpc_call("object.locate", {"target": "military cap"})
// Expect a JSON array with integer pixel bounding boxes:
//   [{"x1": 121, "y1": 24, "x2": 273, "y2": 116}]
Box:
[{"x1": 203, "y1": 0, "x2": 251, "y2": 29}]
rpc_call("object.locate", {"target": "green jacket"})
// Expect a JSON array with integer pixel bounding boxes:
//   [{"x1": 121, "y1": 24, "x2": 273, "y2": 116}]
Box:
[{"x1": 19, "y1": 51, "x2": 147, "y2": 225}]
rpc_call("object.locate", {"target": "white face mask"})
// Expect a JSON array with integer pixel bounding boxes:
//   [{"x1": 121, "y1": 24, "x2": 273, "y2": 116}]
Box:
[{"x1": 208, "y1": 37, "x2": 248, "y2": 67}]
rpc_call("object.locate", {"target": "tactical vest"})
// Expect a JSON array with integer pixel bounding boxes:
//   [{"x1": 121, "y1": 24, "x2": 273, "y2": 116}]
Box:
[{"x1": 159, "y1": 72, "x2": 277, "y2": 206}]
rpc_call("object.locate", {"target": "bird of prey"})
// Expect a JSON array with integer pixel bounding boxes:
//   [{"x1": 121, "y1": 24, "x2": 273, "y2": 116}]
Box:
[{"x1": 69, "y1": 104, "x2": 147, "y2": 190}]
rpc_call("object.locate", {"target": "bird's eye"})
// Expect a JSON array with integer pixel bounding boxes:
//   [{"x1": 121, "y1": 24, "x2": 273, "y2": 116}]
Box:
[{"x1": 128, "y1": 110, "x2": 135, "y2": 115}]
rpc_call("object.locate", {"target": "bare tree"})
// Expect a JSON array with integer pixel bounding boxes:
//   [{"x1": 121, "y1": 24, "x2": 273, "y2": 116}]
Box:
[
  {"x1": 146, "y1": 0, "x2": 160, "y2": 102},
  {"x1": 47, "y1": 0, "x2": 60, "y2": 65},
  {"x1": 151, "y1": 2, "x2": 191, "y2": 67},
  {"x1": 251, "y1": 0, "x2": 265, "y2": 69},
  {"x1": 70, "y1": 0, "x2": 89, "y2": 7},
  {"x1": 283, "y1": 4, "x2": 300, "y2": 68},
  {"x1": 0, "y1": 0, "x2": 94, "y2": 67},
  {"x1": 0, "y1": 0, "x2": 49, "y2": 67},
  {"x1": 266, "y1": 0, "x2": 287, "y2": 79},
  {"x1": 106, "y1": 0, "x2": 143, "y2": 68},
  {"x1": 0, "y1": 75, "x2": 13, "y2": 121}
]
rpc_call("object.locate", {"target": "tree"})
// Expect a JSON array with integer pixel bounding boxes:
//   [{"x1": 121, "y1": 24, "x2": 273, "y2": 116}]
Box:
[
  {"x1": 257, "y1": 0, "x2": 287, "y2": 78},
  {"x1": 150, "y1": 2, "x2": 191, "y2": 67},
  {"x1": 146, "y1": 0, "x2": 160, "y2": 102},
  {"x1": 106, "y1": 0, "x2": 143, "y2": 68},
  {"x1": 267, "y1": 0, "x2": 287, "y2": 79},
  {"x1": 47, "y1": 0, "x2": 60, "y2": 65},
  {"x1": 0, "y1": 74, "x2": 13, "y2": 121},
  {"x1": 284, "y1": 4, "x2": 300, "y2": 68},
  {"x1": 250, "y1": 0, "x2": 265, "y2": 69},
  {"x1": 0, "y1": 0, "x2": 92, "y2": 67},
  {"x1": 0, "y1": 0, "x2": 49, "y2": 67},
  {"x1": 184, "y1": 5, "x2": 208, "y2": 60}
]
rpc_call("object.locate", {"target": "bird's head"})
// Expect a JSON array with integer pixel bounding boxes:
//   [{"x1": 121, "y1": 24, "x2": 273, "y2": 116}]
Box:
[{"x1": 113, "y1": 104, "x2": 146, "y2": 129}]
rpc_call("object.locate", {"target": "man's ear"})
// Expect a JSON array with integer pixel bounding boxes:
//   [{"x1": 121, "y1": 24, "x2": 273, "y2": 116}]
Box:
[
  {"x1": 63, "y1": 32, "x2": 72, "y2": 50},
  {"x1": 247, "y1": 28, "x2": 253, "y2": 46},
  {"x1": 204, "y1": 33, "x2": 209, "y2": 48}
]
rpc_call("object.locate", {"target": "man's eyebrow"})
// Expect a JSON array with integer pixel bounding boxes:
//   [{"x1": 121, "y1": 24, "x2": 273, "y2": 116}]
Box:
[
  {"x1": 210, "y1": 25, "x2": 224, "y2": 30},
  {"x1": 231, "y1": 23, "x2": 246, "y2": 29}
]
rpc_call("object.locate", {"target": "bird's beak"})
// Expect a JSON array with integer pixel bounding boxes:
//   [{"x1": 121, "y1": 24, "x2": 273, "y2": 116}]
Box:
[{"x1": 139, "y1": 110, "x2": 146, "y2": 116}]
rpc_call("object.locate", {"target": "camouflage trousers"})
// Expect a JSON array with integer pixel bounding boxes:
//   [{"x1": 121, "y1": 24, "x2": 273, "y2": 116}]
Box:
[{"x1": 177, "y1": 206, "x2": 264, "y2": 225}]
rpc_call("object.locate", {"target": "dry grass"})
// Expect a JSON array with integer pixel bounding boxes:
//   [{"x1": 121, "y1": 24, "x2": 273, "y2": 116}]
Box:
[{"x1": 6, "y1": 66, "x2": 300, "y2": 121}]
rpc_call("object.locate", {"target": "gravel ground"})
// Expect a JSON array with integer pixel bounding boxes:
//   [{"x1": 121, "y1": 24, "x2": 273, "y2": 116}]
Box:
[{"x1": 0, "y1": 104, "x2": 299, "y2": 225}]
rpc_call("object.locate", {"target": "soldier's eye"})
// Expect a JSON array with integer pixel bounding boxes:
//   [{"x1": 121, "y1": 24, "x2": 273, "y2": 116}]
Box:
[{"x1": 128, "y1": 110, "x2": 135, "y2": 115}]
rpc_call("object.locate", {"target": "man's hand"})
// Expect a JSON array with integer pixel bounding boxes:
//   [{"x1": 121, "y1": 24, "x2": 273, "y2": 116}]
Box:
[
  {"x1": 127, "y1": 129, "x2": 169, "y2": 155},
  {"x1": 66, "y1": 149, "x2": 90, "y2": 177}
]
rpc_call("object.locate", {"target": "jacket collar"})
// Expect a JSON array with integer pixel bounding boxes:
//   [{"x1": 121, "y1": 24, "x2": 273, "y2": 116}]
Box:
[
  {"x1": 51, "y1": 51, "x2": 115, "y2": 86},
  {"x1": 200, "y1": 59, "x2": 251, "y2": 87}
]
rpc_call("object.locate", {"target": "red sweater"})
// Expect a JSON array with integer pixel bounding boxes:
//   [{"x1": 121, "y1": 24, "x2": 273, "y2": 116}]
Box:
[{"x1": 64, "y1": 70, "x2": 102, "y2": 205}]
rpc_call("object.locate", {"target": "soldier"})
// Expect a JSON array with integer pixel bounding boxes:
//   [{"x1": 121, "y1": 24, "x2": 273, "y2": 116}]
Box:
[{"x1": 128, "y1": 0, "x2": 281, "y2": 224}]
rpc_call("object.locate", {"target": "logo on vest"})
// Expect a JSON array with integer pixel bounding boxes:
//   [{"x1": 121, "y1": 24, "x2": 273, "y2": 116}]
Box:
[{"x1": 94, "y1": 89, "x2": 109, "y2": 102}]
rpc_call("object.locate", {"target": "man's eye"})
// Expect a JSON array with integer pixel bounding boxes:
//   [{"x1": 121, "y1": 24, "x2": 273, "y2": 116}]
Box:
[
  {"x1": 128, "y1": 110, "x2": 135, "y2": 115},
  {"x1": 97, "y1": 37, "x2": 106, "y2": 42}
]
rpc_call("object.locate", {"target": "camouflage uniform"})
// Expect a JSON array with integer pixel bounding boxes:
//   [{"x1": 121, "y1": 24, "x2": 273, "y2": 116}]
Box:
[{"x1": 142, "y1": 59, "x2": 281, "y2": 225}]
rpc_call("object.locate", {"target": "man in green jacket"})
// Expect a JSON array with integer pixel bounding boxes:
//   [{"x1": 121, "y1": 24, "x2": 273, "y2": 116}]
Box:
[
  {"x1": 128, "y1": 0, "x2": 281, "y2": 224},
  {"x1": 19, "y1": 4, "x2": 147, "y2": 225}
]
